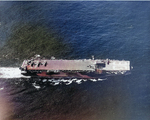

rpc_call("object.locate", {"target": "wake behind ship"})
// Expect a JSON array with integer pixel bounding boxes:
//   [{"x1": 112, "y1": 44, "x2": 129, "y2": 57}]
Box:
[{"x1": 20, "y1": 55, "x2": 130, "y2": 78}]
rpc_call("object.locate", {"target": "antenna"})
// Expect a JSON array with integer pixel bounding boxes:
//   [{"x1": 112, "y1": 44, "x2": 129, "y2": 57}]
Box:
[{"x1": 92, "y1": 55, "x2": 94, "y2": 60}]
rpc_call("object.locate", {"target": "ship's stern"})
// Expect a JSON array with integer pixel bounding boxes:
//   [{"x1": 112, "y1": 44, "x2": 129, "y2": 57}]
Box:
[{"x1": 19, "y1": 60, "x2": 28, "y2": 74}]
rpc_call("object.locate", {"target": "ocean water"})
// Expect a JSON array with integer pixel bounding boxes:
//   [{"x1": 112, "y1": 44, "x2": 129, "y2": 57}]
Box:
[{"x1": 0, "y1": 1, "x2": 150, "y2": 120}]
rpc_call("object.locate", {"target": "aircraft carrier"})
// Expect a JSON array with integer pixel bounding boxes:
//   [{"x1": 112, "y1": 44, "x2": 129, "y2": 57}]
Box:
[{"x1": 20, "y1": 55, "x2": 130, "y2": 78}]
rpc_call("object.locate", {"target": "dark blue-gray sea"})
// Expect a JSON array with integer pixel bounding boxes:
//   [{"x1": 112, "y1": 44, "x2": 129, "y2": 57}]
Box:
[{"x1": 0, "y1": 1, "x2": 150, "y2": 120}]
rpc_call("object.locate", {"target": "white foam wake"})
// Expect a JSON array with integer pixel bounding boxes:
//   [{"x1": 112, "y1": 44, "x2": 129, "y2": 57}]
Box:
[
  {"x1": 31, "y1": 77, "x2": 107, "y2": 89},
  {"x1": 0, "y1": 67, "x2": 30, "y2": 78},
  {"x1": 0, "y1": 67, "x2": 107, "y2": 89}
]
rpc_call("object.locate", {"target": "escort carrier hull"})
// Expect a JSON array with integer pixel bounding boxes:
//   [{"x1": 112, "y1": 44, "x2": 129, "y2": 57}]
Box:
[{"x1": 20, "y1": 55, "x2": 130, "y2": 78}]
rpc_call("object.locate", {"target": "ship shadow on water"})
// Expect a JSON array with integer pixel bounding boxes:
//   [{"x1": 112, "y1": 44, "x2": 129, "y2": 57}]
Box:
[
  {"x1": 0, "y1": 74, "x2": 131, "y2": 120},
  {"x1": 1, "y1": 78, "x2": 96, "y2": 120}
]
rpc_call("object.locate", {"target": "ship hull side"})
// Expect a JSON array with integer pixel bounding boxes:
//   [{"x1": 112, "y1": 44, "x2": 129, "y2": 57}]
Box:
[{"x1": 22, "y1": 71, "x2": 105, "y2": 79}]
